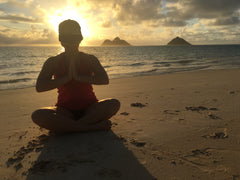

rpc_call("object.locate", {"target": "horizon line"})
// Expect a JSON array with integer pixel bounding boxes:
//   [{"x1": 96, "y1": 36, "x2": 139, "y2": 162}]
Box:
[{"x1": 1, "y1": 43, "x2": 240, "y2": 47}]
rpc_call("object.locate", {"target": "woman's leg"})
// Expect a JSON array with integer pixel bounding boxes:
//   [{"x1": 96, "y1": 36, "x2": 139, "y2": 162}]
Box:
[
  {"x1": 31, "y1": 106, "x2": 112, "y2": 133},
  {"x1": 79, "y1": 98, "x2": 121, "y2": 124}
]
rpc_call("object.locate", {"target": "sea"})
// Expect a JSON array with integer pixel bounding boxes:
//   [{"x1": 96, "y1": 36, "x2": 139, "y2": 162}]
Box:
[{"x1": 0, "y1": 45, "x2": 240, "y2": 90}]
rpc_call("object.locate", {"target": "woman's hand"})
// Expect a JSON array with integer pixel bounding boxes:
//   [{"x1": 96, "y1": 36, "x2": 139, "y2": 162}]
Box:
[
  {"x1": 72, "y1": 62, "x2": 79, "y2": 81},
  {"x1": 68, "y1": 59, "x2": 74, "y2": 81},
  {"x1": 68, "y1": 57, "x2": 80, "y2": 81}
]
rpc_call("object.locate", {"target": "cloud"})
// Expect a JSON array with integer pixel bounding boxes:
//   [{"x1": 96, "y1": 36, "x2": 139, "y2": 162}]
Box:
[
  {"x1": 172, "y1": 20, "x2": 240, "y2": 44},
  {"x1": 161, "y1": 18, "x2": 187, "y2": 27},
  {"x1": 101, "y1": 20, "x2": 112, "y2": 28},
  {"x1": 83, "y1": 0, "x2": 240, "y2": 28},
  {"x1": 0, "y1": 0, "x2": 52, "y2": 45},
  {"x1": 184, "y1": 0, "x2": 240, "y2": 18},
  {"x1": 0, "y1": 0, "x2": 34, "y2": 13},
  {"x1": 0, "y1": 14, "x2": 42, "y2": 23},
  {"x1": 0, "y1": 0, "x2": 240, "y2": 45},
  {"x1": 0, "y1": 0, "x2": 46, "y2": 23},
  {"x1": 0, "y1": 23, "x2": 58, "y2": 45},
  {"x1": 212, "y1": 16, "x2": 240, "y2": 26},
  {"x1": 114, "y1": 0, "x2": 163, "y2": 24},
  {"x1": 164, "y1": 0, "x2": 240, "y2": 23},
  {"x1": 74, "y1": 0, "x2": 163, "y2": 26}
]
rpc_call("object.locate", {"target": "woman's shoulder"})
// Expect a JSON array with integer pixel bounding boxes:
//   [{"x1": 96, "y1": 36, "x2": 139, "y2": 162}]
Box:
[
  {"x1": 80, "y1": 52, "x2": 98, "y2": 63},
  {"x1": 44, "y1": 53, "x2": 64, "y2": 66}
]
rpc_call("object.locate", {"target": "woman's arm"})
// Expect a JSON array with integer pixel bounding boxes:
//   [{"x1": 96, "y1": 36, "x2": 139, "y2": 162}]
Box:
[
  {"x1": 74, "y1": 55, "x2": 109, "y2": 85},
  {"x1": 36, "y1": 58, "x2": 71, "y2": 92}
]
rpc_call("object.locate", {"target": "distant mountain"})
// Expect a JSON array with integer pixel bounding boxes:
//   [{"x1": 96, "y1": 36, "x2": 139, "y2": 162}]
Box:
[
  {"x1": 101, "y1": 37, "x2": 131, "y2": 46},
  {"x1": 167, "y1": 37, "x2": 191, "y2": 46}
]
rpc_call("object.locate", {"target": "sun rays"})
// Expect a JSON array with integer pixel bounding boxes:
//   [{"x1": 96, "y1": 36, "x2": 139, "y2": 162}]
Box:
[{"x1": 47, "y1": 6, "x2": 92, "y2": 45}]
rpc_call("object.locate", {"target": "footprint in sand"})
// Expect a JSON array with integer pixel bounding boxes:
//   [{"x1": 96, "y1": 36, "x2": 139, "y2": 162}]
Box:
[
  {"x1": 229, "y1": 91, "x2": 236, "y2": 95},
  {"x1": 111, "y1": 122, "x2": 118, "y2": 127},
  {"x1": 151, "y1": 152, "x2": 163, "y2": 160},
  {"x1": 29, "y1": 158, "x2": 96, "y2": 175},
  {"x1": 14, "y1": 163, "x2": 23, "y2": 172},
  {"x1": 117, "y1": 135, "x2": 127, "y2": 143},
  {"x1": 186, "y1": 106, "x2": 221, "y2": 119},
  {"x1": 96, "y1": 168, "x2": 122, "y2": 178},
  {"x1": 185, "y1": 106, "x2": 218, "y2": 111},
  {"x1": 190, "y1": 148, "x2": 212, "y2": 156},
  {"x1": 120, "y1": 112, "x2": 129, "y2": 116},
  {"x1": 202, "y1": 128, "x2": 228, "y2": 139},
  {"x1": 207, "y1": 112, "x2": 221, "y2": 120},
  {"x1": 163, "y1": 110, "x2": 180, "y2": 115},
  {"x1": 131, "y1": 102, "x2": 147, "y2": 108},
  {"x1": 6, "y1": 134, "x2": 50, "y2": 170},
  {"x1": 130, "y1": 139, "x2": 146, "y2": 147},
  {"x1": 185, "y1": 106, "x2": 208, "y2": 111},
  {"x1": 233, "y1": 175, "x2": 240, "y2": 180},
  {"x1": 180, "y1": 147, "x2": 215, "y2": 168}
]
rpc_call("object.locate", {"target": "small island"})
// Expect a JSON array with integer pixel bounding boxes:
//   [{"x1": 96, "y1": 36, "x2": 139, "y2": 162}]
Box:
[
  {"x1": 101, "y1": 37, "x2": 131, "y2": 46},
  {"x1": 167, "y1": 37, "x2": 191, "y2": 46}
]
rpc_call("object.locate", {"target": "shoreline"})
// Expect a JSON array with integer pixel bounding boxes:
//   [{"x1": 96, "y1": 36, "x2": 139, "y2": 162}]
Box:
[
  {"x1": 1, "y1": 67, "x2": 240, "y2": 92},
  {"x1": 1, "y1": 68, "x2": 240, "y2": 179}
]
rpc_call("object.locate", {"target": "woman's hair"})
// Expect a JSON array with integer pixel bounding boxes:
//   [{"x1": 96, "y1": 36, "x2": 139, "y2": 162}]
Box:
[{"x1": 58, "y1": 19, "x2": 83, "y2": 43}]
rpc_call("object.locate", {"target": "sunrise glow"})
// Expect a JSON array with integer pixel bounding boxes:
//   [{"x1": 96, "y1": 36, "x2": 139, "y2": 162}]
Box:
[{"x1": 48, "y1": 6, "x2": 92, "y2": 44}]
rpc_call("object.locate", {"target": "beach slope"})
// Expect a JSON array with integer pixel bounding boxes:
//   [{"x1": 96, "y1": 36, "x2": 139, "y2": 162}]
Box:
[{"x1": 0, "y1": 69, "x2": 240, "y2": 180}]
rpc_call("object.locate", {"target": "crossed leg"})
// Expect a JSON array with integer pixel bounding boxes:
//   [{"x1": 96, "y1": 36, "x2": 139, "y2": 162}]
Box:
[{"x1": 31, "y1": 98, "x2": 120, "y2": 133}]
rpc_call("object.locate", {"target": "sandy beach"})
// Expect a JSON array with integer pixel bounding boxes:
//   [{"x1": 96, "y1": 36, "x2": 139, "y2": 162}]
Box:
[{"x1": 0, "y1": 69, "x2": 240, "y2": 180}]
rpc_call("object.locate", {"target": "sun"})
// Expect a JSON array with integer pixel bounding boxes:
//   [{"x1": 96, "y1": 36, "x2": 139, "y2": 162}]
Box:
[{"x1": 48, "y1": 6, "x2": 92, "y2": 45}]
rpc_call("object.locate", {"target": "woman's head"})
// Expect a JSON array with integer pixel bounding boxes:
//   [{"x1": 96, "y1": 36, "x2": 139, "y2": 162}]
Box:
[{"x1": 58, "y1": 19, "x2": 83, "y2": 48}]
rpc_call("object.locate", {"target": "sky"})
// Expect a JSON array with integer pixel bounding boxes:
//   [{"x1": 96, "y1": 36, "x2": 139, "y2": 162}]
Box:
[{"x1": 0, "y1": 0, "x2": 240, "y2": 46}]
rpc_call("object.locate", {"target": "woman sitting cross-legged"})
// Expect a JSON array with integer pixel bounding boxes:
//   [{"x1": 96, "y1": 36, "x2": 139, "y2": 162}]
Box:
[{"x1": 31, "y1": 19, "x2": 120, "y2": 133}]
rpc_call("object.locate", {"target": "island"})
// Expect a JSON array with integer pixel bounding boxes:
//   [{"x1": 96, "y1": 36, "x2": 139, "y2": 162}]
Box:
[
  {"x1": 167, "y1": 37, "x2": 191, "y2": 46},
  {"x1": 101, "y1": 37, "x2": 131, "y2": 46}
]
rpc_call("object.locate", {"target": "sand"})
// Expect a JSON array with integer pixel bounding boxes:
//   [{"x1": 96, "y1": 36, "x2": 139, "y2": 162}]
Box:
[{"x1": 0, "y1": 69, "x2": 240, "y2": 180}]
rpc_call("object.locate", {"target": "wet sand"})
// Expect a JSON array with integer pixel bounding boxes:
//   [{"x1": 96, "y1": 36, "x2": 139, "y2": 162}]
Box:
[{"x1": 0, "y1": 69, "x2": 240, "y2": 180}]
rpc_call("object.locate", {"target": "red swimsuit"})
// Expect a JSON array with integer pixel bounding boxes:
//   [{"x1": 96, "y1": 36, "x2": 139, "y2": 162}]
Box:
[{"x1": 54, "y1": 52, "x2": 98, "y2": 111}]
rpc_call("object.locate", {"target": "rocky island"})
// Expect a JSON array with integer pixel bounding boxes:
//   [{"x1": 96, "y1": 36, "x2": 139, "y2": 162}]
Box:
[
  {"x1": 101, "y1": 37, "x2": 131, "y2": 46},
  {"x1": 167, "y1": 37, "x2": 191, "y2": 46}
]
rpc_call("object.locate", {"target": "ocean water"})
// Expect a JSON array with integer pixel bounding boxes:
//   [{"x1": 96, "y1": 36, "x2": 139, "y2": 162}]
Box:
[{"x1": 0, "y1": 45, "x2": 240, "y2": 90}]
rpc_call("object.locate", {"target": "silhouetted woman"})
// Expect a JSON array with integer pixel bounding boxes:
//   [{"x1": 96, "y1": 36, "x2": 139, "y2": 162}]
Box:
[{"x1": 31, "y1": 19, "x2": 120, "y2": 132}]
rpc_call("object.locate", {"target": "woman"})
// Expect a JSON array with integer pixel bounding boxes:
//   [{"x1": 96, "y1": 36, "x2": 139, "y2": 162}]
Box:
[{"x1": 31, "y1": 19, "x2": 120, "y2": 133}]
